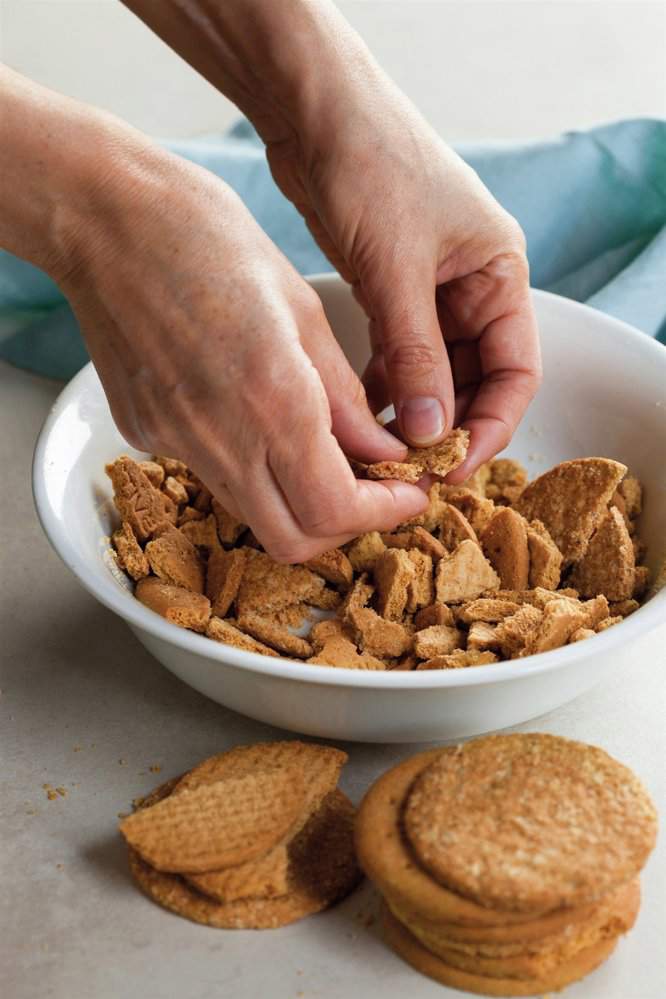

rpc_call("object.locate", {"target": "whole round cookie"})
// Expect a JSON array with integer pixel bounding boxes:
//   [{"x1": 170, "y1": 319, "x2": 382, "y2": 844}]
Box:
[
  {"x1": 382, "y1": 903, "x2": 619, "y2": 997},
  {"x1": 128, "y1": 783, "x2": 361, "y2": 928},
  {"x1": 404, "y1": 733, "x2": 657, "y2": 913},
  {"x1": 386, "y1": 878, "x2": 639, "y2": 955},
  {"x1": 356, "y1": 749, "x2": 607, "y2": 932},
  {"x1": 388, "y1": 878, "x2": 640, "y2": 980}
]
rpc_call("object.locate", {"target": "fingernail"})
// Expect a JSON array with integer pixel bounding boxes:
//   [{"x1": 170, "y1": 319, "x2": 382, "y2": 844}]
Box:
[{"x1": 400, "y1": 397, "x2": 445, "y2": 444}]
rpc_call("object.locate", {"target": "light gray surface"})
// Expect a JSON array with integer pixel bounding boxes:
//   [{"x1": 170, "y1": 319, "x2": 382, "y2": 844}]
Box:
[{"x1": 2, "y1": 358, "x2": 665, "y2": 999}]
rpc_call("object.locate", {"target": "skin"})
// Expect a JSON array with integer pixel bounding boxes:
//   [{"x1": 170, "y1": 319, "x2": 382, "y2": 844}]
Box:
[{"x1": 0, "y1": 0, "x2": 541, "y2": 562}]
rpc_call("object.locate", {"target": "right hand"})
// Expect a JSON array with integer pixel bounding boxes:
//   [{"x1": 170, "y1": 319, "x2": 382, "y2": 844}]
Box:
[{"x1": 51, "y1": 126, "x2": 428, "y2": 561}]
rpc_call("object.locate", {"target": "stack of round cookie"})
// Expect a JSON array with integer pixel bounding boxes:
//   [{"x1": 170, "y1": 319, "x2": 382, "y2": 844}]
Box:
[
  {"x1": 120, "y1": 740, "x2": 361, "y2": 929},
  {"x1": 356, "y1": 734, "x2": 657, "y2": 996}
]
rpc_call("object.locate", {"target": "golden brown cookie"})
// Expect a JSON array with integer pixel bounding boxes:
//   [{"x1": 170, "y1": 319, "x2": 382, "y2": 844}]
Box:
[
  {"x1": 381, "y1": 527, "x2": 447, "y2": 561},
  {"x1": 514, "y1": 457, "x2": 626, "y2": 565},
  {"x1": 135, "y1": 577, "x2": 211, "y2": 632},
  {"x1": 206, "y1": 616, "x2": 281, "y2": 657},
  {"x1": 416, "y1": 650, "x2": 498, "y2": 670},
  {"x1": 185, "y1": 843, "x2": 290, "y2": 903},
  {"x1": 435, "y1": 540, "x2": 500, "y2": 603},
  {"x1": 111, "y1": 521, "x2": 150, "y2": 581},
  {"x1": 145, "y1": 525, "x2": 205, "y2": 593},
  {"x1": 206, "y1": 547, "x2": 247, "y2": 617},
  {"x1": 403, "y1": 734, "x2": 657, "y2": 914},
  {"x1": 347, "y1": 606, "x2": 412, "y2": 659},
  {"x1": 120, "y1": 768, "x2": 306, "y2": 873},
  {"x1": 129, "y1": 789, "x2": 361, "y2": 929},
  {"x1": 439, "y1": 502, "x2": 480, "y2": 551},
  {"x1": 235, "y1": 551, "x2": 326, "y2": 617},
  {"x1": 237, "y1": 611, "x2": 313, "y2": 659},
  {"x1": 382, "y1": 902, "x2": 619, "y2": 997},
  {"x1": 363, "y1": 429, "x2": 470, "y2": 482},
  {"x1": 305, "y1": 548, "x2": 353, "y2": 589},
  {"x1": 413, "y1": 625, "x2": 464, "y2": 660},
  {"x1": 481, "y1": 508, "x2": 530, "y2": 589},
  {"x1": 526, "y1": 519, "x2": 562, "y2": 590},
  {"x1": 374, "y1": 548, "x2": 416, "y2": 620},
  {"x1": 569, "y1": 506, "x2": 636, "y2": 600},
  {"x1": 106, "y1": 455, "x2": 177, "y2": 542},
  {"x1": 211, "y1": 497, "x2": 246, "y2": 544},
  {"x1": 346, "y1": 532, "x2": 386, "y2": 572},
  {"x1": 179, "y1": 512, "x2": 221, "y2": 551}
]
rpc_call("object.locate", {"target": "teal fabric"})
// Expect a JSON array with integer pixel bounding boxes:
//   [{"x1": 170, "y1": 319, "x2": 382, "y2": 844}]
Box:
[{"x1": 1, "y1": 117, "x2": 664, "y2": 380}]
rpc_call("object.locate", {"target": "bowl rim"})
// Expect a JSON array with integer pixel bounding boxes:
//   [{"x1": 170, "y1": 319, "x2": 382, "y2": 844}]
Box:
[{"x1": 32, "y1": 286, "x2": 666, "y2": 690}]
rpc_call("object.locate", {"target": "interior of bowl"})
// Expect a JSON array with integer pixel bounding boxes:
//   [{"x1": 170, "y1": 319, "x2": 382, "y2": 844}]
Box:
[{"x1": 33, "y1": 280, "x2": 666, "y2": 685}]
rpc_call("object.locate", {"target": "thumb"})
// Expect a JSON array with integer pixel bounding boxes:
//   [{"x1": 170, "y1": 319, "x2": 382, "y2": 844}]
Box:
[{"x1": 367, "y1": 267, "x2": 454, "y2": 447}]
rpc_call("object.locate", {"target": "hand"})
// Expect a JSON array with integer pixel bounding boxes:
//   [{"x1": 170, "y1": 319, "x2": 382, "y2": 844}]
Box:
[
  {"x1": 260, "y1": 33, "x2": 542, "y2": 477},
  {"x1": 48, "y1": 124, "x2": 428, "y2": 561}
]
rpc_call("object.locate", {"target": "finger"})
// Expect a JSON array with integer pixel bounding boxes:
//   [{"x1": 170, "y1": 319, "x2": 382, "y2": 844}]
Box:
[
  {"x1": 267, "y1": 417, "x2": 428, "y2": 558},
  {"x1": 364, "y1": 259, "x2": 455, "y2": 447},
  {"x1": 447, "y1": 299, "x2": 541, "y2": 483},
  {"x1": 361, "y1": 349, "x2": 392, "y2": 416},
  {"x1": 300, "y1": 310, "x2": 406, "y2": 463}
]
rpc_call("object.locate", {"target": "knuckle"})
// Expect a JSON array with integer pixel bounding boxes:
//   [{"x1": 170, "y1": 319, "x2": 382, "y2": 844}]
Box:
[{"x1": 384, "y1": 339, "x2": 438, "y2": 378}]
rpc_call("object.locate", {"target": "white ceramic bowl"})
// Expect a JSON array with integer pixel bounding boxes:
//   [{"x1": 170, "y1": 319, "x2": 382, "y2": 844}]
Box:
[{"x1": 33, "y1": 278, "x2": 666, "y2": 742}]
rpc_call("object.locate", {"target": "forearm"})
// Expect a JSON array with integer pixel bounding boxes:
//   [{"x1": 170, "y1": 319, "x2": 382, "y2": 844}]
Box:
[
  {"x1": 120, "y1": 0, "x2": 379, "y2": 142},
  {"x1": 0, "y1": 64, "x2": 173, "y2": 279}
]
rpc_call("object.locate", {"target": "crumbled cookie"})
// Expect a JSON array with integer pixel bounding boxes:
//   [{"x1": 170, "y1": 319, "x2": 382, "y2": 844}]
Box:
[
  {"x1": 211, "y1": 498, "x2": 246, "y2": 545},
  {"x1": 347, "y1": 606, "x2": 412, "y2": 658},
  {"x1": 237, "y1": 611, "x2": 313, "y2": 659},
  {"x1": 112, "y1": 521, "x2": 150, "y2": 581},
  {"x1": 524, "y1": 598, "x2": 588, "y2": 655},
  {"x1": 494, "y1": 605, "x2": 544, "y2": 658},
  {"x1": 375, "y1": 549, "x2": 416, "y2": 621},
  {"x1": 177, "y1": 505, "x2": 205, "y2": 526},
  {"x1": 106, "y1": 456, "x2": 177, "y2": 542},
  {"x1": 163, "y1": 475, "x2": 190, "y2": 506},
  {"x1": 138, "y1": 460, "x2": 166, "y2": 489},
  {"x1": 136, "y1": 578, "x2": 211, "y2": 632},
  {"x1": 417, "y1": 650, "x2": 498, "y2": 670},
  {"x1": 466, "y1": 621, "x2": 499, "y2": 652},
  {"x1": 440, "y1": 487, "x2": 496, "y2": 534},
  {"x1": 596, "y1": 615, "x2": 624, "y2": 633},
  {"x1": 618, "y1": 475, "x2": 642, "y2": 520},
  {"x1": 439, "y1": 503, "x2": 479, "y2": 551},
  {"x1": 206, "y1": 547, "x2": 247, "y2": 618},
  {"x1": 515, "y1": 458, "x2": 627, "y2": 566},
  {"x1": 526, "y1": 519, "x2": 562, "y2": 590},
  {"x1": 414, "y1": 603, "x2": 455, "y2": 630},
  {"x1": 435, "y1": 540, "x2": 500, "y2": 604},
  {"x1": 406, "y1": 549, "x2": 435, "y2": 612},
  {"x1": 569, "y1": 507, "x2": 635, "y2": 600},
  {"x1": 206, "y1": 616, "x2": 280, "y2": 657},
  {"x1": 481, "y1": 508, "x2": 530, "y2": 589},
  {"x1": 381, "y1": 526, "x2": 447, "y2": 561},
  {"x1": 309, "y1": 618, "x2": 350, "y2": 651},
  {"x1": 180, "y1": 513, "x2": 222, "y2": 552},
  {"x1": 306, "y1": 636, "x2": 385, "y2": 670},
  {"x1": 413, "y1": 625, "x2": 464, "y2": 660},
  {"x1": 580, "y1": 594, "x2": 610, "y2": 630},
  {"x1": 485, "y1": 458, "x2": 528, "y2": 505},
  {"x1": 236, "y1": 552, "x2": 326, "y2": 618},
  {"x1": 455, "y1": 598, "x2": 522, "y2": 624},
  {"x1": 571, "y1": 627, "x2": 596, "y2": 643},
  {"x1": 346, "y1": 532, "x2": 386, "y2": 572},
  {"x1": 361, "y1": 429, "x2": 469, "y2": 482},
  {"x1": 305, "y1": 548, "x2": 353, "y2": 589},
  {"x1": 609, "y1": 599, "x2": 640, "y2": 618},
  {"x1": 145, "y1": 525, "x2": 205, "y2": 593}
]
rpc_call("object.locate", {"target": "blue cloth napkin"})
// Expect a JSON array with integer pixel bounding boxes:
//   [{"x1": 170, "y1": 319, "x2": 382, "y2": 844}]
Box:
[{"x1": 1, "y1": 117, "x2": 664, "y2": 380}]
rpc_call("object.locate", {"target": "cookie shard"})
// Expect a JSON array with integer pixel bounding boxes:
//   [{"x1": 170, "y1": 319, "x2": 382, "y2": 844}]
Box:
[
  {"x1": 381, "y1": 526, "x2": 447, "y2": 561},
  {"x1": 375, "y1": 548, "x2": 416, "y2": 621},
  {"x1": 514, "y1": 457, "x2": 627, "y2": 566},
  {"x1": 186, "y1": 842, "x2": 290, "y2": 903},
  {"x1": 235, "y1": 551, "x2": 326, "y2": 618},
  {"x1": 569, "y1": 507, "x2": 636, "y2": 601},
  {"x1": 481, "y1": 508, "x2": 530, "y2": 589},
  {"x1": 402, "y1": 733, "x2": 658, "y2": 915},
  {"x1": 526, "y1": 519, "x2": 562, "y2": 590},
  {"x1": 206, "y1": 547, "x2": 248, "y2": 617},
  {"x1": 523, "y1": 597, "x2": 588, "y2": 655},
  {"x1": 413, "y1": 625, "x2": 464, "y2": 660},
  {"x1": 306, "y1": 636, "x2": 385, "y2": 670},
  {"x1": 347, "y1": 606, "x2": 412, "y2": 658},
  {"x1": 305, "y1": 548, "x2": 353, "y2": 589},
  {"x1": 206, "y1": 616, "x2": 281, "y2": 657},
  {"x1": 417, "y1": 650, "x2": 498, "y2": 670},
  {"x1": 439, "y1": 503, "x2": 479, "y2": 551},
  {"x1": 145, "y1": 524, "x2": 205, "y2": 593},
  {"x1": 405, "y1": 428, "x2": 470, "y2": 477},
  {"x1": 414, "y1": 603, "x2": 455, "y2": 630},
  {"x1": 135, "y1": 577, "x2": 211, "y2": 632},
  {"x1": 112, "y1": 521, "x2": 150, "y2": 581},
  {"x1": 406, "y1": 549, "x2": 435, "y2": 612},
  {"x1": 435, "y1": 540, "x2": 500, "y2": 604},
  {"x1": 120, "y1": 769, "x2": 306, "y2": 873},
  {"x1": 237, "y1": 611, "x2": 313, "y2": 659},
  {"x1": 346, "y1": 532, "x2": 386, "y2": 572},
  {"x1": 211, "y1": 497, "x2": 246, "y2": 545},
  {"x1": 107, "y1": 455, "x2": 177, "y2": 542}
]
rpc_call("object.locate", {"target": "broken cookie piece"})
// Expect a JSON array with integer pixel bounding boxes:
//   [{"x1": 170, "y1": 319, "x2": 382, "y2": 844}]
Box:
[
  {"x1": 416, "y1": 650, "x2": 498, "y2": 670},
  {"x1": 206, "y1": 547, "x2": 248, "y2": 618},
  {"x1": 481, "y1": 507, "x2": 530, "y2": 589},
  {"x1": 413, "y1": 625, "x2": 464, "y2": 660},
  {"x1": 136, "y1": 578, "x2": 211, "y2": 632},
  {"x1": 374, "y1": 549, "x2": 416, "y2": 621},
  {"x1": 526, "y1": 519, "x2": 562, "y2": 590},
  {"x1": 206, "y1": 616, "x2": 280, "y2": 657},
  {"x1": 112, "y1": 521, "x2": 150, "y2": 581},
  {"x1": 211, "y1": 498, "x2": 246, "y2": 545},
  {"x1": 358, "y1": 429, "x2": 469, "y2": 483},
  {"x1": 346, "y1": 532, "x2": 386, "y2": 573},
  {"x1": 305, "y1": 549, "x2": 353, "y2": 590},
  {"x1": 237, "y1": 611, "x2": 313, "y2": 659},
  {"x1": 145, "y1": 525, "x2": 205, "y2": 593},
  {"x1": 515, "y1": 457, "x2": 627, "y2": 566},
  {"x1": 107, "y1": 456, "x2": 177, "y2": 542},
  {"x1": 569, "y1": 507, "x2": 635, "y2": 601},
  {"x1": 435, "y1": 540, "x2": 500, "y2": 604},
  {"x1": 347, "y1": 606, "x2": 412, "y2": 658},
  {"x1": 306, "y1": 636, "x2": 385, "y2": 670}
]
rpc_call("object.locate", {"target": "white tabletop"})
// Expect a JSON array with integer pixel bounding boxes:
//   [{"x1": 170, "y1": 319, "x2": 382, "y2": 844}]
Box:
[{"x1": 2, "y1": 358, "x2": 664, "y2": 999}]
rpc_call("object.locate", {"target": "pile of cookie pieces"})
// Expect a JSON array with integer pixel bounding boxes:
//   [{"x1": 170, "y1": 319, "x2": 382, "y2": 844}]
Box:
[
  {"x1": 106, "y1": 437, "x2": 650, "y2": 670},
  {"x1": 119, "y1": 741, "x2": 361, "y2": 928},
  {"x1": 356, "y1": 733, "x2": 658, "y2": 996}
]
